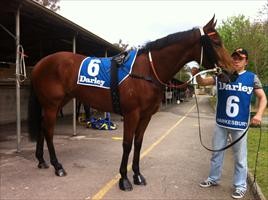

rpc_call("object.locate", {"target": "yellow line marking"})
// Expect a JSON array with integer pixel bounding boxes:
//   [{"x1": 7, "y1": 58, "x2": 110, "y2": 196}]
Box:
[
  {"x1": 90, "y1": 104, "x2": 196, "y2": 200},
  {"x1": 112, "y1": 137, "x2": 123, "y2": 141}
]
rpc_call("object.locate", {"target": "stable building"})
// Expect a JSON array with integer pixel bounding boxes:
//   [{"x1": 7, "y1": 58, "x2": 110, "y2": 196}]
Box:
[{"x1": 0, "y1": 0, "x2": 121, "y2": 150}]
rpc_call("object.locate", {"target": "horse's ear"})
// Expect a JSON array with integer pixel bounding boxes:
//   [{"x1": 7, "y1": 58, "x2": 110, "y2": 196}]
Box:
[
  {"x1": 204, "y1": 15, "x2": 217, "y2": 32},
  {"x1": 204, "y1": 15, "x2": 215, "y2": 29}
]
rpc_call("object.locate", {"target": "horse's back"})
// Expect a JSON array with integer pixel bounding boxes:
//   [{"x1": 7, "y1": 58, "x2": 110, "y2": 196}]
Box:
[
  {"x1": 33, "y1": 51, "x2": 85, "y2": 81},
  {"x1": 33, "y1": 51, "x2": 84, "y2": 73}
]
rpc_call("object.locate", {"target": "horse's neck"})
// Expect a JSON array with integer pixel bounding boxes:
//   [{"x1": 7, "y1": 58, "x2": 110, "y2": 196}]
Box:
[{"x1": 152, "y1": 33, "x2": 199, "y2": 83}]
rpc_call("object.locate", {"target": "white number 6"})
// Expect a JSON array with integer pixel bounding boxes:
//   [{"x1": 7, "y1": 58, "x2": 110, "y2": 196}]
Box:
[
  {"x1": 226, "y1": 95, "x2": 239, "y2": 117},
  {"x1": 87, "y1": 59, "x2": 101, "y2": 77}
]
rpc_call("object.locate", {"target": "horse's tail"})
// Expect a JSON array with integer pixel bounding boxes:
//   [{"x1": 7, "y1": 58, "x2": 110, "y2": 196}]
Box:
[{"x1": 28, "y1": 84, "x2": 42, "y2": 142}]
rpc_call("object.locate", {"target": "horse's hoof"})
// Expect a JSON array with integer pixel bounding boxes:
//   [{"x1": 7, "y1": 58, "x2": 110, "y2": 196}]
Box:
[
  {"x1": 119, "y1": 178, "x2": 133, "y2": 191},
  {"x1": 133, "y1": 174, "x2": 147, "y2": 185},
  {"x1": 55, "y1": 168, "x2": 67, "y2": 177},
  {"x1": 38, "y1": 162, "x2": 49, "y2": 169}
]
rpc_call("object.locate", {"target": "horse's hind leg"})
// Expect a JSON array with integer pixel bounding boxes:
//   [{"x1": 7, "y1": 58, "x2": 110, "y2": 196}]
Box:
[
  {"x1": 43, "y1": 107, "x2": 67, "y2": 177},
  {"x1": 36, "y1": 131, "x2": 49, "y2": 169},
  {"x1": 132, "y1": 116, "x2": 151, "y2": 186}
]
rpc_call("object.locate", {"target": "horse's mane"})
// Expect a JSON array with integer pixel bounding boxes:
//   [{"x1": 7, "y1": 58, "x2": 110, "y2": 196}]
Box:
[{"x1": 138, "y1": 28, "x2": 195, "y2": 55}]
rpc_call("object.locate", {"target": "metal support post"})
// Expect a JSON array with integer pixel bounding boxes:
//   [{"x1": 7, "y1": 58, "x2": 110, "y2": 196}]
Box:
[
  {"x1": 72, "y1": 35, "x2": 77, "y2": 136},
  {"x1": 104, "y1": 50, "x2": 108, "y2": 118},
  {"x1": 15, "y1": 7, "x2": 21, "y2": 152}
]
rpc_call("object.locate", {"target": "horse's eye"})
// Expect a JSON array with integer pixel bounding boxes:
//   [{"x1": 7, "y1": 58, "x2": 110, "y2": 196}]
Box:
[{"x1": 208, "y1": 32, "x2": 222, "y2": 47}]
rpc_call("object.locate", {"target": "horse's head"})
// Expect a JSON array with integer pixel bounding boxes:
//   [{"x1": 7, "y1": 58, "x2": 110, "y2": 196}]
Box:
[{"x1": 198, "y1": 16, "x2": 238, "y2": 83}]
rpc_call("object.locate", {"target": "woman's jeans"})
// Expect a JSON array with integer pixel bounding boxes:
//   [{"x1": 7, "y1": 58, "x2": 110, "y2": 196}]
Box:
[{"x1": 207, "y1": 124, "x2": 248, "y2": 192}]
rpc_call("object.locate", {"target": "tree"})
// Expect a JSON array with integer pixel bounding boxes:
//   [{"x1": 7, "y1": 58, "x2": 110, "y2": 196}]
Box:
[
  {"x1": 33, "y1": 0, "x2": 60, "y2": 11},
  {"x1": 218, "y1": 15, "x2": 251, "y2": 52},
  {"x1": 257, "y1": 2, "x2": 268, "y2": 23},
  {"x1": 218, "y1": 15, "x2": 268, "y2": 84}
]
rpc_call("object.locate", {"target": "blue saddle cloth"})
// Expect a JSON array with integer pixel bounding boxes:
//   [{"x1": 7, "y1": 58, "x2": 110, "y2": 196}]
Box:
[{"x1": 77, "y1": 50, "x2": 137, "y2": 89}]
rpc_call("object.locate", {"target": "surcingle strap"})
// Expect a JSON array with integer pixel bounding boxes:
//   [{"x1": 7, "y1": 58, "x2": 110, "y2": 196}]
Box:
[
  {"x1": 110, "y1": 58, "x2": 122, "y2": 115},
  {"x1": 110, "y1": 51, "x2": 132, "y2": 115}
]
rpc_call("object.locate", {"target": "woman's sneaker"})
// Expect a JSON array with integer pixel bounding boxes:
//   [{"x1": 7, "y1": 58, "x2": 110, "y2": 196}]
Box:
[
  {"x1": 199, "y1": 180, "x2": 218, "y2": 188},
  {"x1": 232, "y1": 189, "x2": 245, "y2": 199}
]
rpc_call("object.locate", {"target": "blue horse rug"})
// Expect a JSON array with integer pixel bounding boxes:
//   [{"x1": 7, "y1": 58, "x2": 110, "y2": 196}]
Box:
[{"x1": 77, "y1": 50, "x2": 137, "y2": 89}]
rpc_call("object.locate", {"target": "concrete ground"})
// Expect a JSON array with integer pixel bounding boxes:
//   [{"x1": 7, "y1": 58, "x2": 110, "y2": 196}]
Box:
[{"x1": 0, "y1": 96, "x2": 257, "y2": 200}]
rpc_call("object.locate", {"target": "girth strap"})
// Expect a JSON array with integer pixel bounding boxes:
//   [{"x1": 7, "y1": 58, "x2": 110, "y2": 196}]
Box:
[{"x1": 129, "y1": 73, "x2": 153, "y2": 82}]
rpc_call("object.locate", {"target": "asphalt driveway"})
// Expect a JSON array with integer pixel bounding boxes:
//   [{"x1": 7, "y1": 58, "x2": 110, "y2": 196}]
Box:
[{"x1": 0, "y1": 96, "x2": 257, "y2": 200}]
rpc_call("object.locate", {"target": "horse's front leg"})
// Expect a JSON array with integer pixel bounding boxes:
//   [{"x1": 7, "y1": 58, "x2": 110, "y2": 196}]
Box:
[
  {"x1": 132, "y1": 116, "x2": 151, "y2": 186},
  {"x1": 119, "y1": 110, "x2": 140, "y2": 191},
  {"x1": 43, "y1": 107, "x2": 67, "y2": 177}
]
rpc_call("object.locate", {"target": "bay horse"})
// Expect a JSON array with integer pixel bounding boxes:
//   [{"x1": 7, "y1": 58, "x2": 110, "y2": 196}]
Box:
[{"x1": 28, "y1": 16, "x2": 234, "y2": 191}]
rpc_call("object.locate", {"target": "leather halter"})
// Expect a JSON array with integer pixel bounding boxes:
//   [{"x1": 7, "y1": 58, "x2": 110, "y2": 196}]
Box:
[{"x1": 148, "y1": 28, "x2": 217, "y2": 89}]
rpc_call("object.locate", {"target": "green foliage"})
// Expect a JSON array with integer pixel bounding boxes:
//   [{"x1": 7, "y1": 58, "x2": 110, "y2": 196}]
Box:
[
  {"x1": 217, "y1": 15, "x2": 268, "y2": 84},
  {"x1": 247, "y1": 128, "x2": 268, "y2": 199},
  {"x1": 218, "y1": 15, "x2": 250, "y2": 50}
]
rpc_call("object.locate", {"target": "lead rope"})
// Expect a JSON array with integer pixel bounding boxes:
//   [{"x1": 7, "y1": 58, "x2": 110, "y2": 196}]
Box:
[
  {"x1": 194, "y1": 26, "x2": 249, "y2": 152},
  {"x1": 196, "y1": 27, "x2": 261, "y2": 184},
  {"x1": 249, "y1": 124, "x2": 262, "y2": 198},
  {"x1": 16, "y1": 45, "x2": 27, "y2": 83},
  {"x1": 194, "y1": 90, "x2": 250, "y2": 152},
  {"x1": 195, "y1": 92, "x2": 263, "y2": 198},
  {"x1": 148, "y1": 53, "x2": 221, "y2": 89}
]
